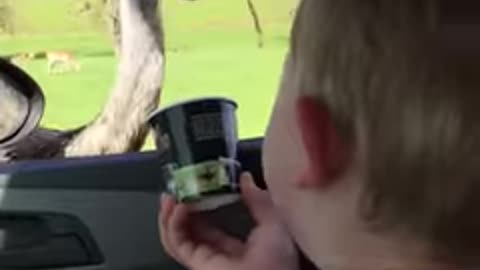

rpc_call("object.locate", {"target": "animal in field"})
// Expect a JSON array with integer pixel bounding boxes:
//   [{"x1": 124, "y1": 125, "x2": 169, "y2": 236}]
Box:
[
  {"x1": 0, "y1": 0, "x2": 165, "y2": 162},
  {"x1": 47, "y1": 51, "x2": 81, "y2": 74}
]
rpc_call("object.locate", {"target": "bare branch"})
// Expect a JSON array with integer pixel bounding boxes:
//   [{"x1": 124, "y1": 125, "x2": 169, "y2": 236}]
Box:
[{"x1": 246, "y1": 0, "x2": 264, "y2": 48}]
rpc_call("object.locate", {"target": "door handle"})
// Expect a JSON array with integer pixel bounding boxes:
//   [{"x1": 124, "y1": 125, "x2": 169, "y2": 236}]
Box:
[{"x1": 0, "y1": 212, "x2": 104, "y2": 269}]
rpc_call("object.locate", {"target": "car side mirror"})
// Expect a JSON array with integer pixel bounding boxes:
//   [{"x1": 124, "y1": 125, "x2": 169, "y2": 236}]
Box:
[{"x1": 0, "y1": 58, "x2": 44, "y2": 148}]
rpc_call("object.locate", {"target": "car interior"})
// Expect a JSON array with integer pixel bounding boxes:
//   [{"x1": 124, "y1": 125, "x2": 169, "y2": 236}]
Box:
[
  {"x1": 0, "y1": 56, "x2": 318, "y2": 270},
  {"x1": 0, "y1": 138, "x2": 261, "y2": 270}
]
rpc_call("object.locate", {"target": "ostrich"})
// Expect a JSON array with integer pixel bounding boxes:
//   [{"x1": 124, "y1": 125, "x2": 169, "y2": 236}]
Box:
[{"x1": 1, "y1": 0, "x2": 165, "y2": 162}]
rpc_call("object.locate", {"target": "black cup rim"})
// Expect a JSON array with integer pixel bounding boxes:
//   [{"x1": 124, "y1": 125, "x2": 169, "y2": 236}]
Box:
[
  {"x1": 0, "y1": 58, "x2": 45, "y2": 148},
  {"x1": 148, "y1": 96, "x2": 238, "y2": 124}
]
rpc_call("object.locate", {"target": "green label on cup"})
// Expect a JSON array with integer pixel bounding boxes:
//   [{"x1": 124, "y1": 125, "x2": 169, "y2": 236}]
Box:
[{"x1": 169, "y1": 160, "x2": 231, "y2": 202}]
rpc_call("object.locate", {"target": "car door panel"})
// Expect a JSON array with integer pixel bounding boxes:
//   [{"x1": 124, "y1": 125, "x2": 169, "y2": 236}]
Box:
[{"x1": 0, "y1": 139, "x2": 263, "y2": 270}]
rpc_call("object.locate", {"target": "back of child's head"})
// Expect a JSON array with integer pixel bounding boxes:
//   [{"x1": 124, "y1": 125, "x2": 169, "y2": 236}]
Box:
[{"x1": 292, "y1": 0, "x2": 480, "y2": 263}]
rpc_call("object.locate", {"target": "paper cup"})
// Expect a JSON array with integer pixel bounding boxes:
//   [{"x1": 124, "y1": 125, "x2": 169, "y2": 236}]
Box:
[{"x1": 149, "y1": 97, "x2": 241, "y2": 211}]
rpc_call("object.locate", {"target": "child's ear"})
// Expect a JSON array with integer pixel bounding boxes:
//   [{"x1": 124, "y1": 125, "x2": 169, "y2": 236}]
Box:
[{"x1": 295, "y1": 96, "x2": 352, "y2": 189}]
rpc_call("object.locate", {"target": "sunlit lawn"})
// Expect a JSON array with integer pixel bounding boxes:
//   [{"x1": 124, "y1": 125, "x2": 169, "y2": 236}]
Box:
[{"x1": 0, "y1": 0, "x2": 294, "y2": 148}]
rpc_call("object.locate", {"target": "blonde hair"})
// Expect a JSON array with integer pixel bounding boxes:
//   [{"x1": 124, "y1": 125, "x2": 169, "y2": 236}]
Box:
[{"x1": 292, "y1": 0, "x2": 480, "y2": 263}]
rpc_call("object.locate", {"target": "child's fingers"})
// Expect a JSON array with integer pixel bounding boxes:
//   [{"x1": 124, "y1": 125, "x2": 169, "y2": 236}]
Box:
[
  {"x1": 167, "y1": 205, "x2": 228, "y2": 269},
  {"x1": 191, "y1": 220, "x2": 245, "y2": 256},
  {"x1": 160, "y1": 222, "x2": 177, "y2": 261},
  {"x1": 159, "y1": 194, "x2": 179, "y2": 259},
  {"x1": 168, "y1": 204, "x2": 198, "y2": 263},
  {"x1": 160, "y1": 193, "x2": 175, "y2": 228},
  {"x1": 240, "y1": 172, "x2": 275, "y2": 224}
]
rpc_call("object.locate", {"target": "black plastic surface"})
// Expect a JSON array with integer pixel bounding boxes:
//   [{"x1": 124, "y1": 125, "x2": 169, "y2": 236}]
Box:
[
  {"x1": 0, "y1": 212, "x2": 104, "y2": 269},
  {"x1": 0, "y1": 236, "x2": 90, "y2": 269}
]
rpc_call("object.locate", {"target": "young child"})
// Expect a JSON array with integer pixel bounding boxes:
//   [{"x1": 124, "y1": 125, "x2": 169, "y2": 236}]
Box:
[{"x1": 160, "y1": 0, "x2": 480, "y2": 269}]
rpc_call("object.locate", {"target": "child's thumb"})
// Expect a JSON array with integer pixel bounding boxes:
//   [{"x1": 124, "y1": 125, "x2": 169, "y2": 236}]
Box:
[{"x1": 240, "y1": 172, "x2": 274, "y2": 223}]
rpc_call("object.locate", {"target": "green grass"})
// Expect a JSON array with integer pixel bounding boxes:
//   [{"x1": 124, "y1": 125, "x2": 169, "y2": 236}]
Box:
[{"x1": 0, "y1": 0, "x2": 294, "y2": 147}]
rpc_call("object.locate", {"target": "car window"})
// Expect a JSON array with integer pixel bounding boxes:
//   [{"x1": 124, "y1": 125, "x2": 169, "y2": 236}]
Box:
[{"x1": 0, "y1": 0, "x2": 296, "y2": 160}]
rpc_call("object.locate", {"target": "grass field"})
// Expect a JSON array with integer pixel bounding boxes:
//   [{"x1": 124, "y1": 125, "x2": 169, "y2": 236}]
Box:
[{"x1": 0, "y1": 0, "x2": 294, "y2": 147}]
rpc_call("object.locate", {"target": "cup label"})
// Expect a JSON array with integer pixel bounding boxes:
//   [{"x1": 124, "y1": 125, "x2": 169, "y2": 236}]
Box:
[
  {"x1": 191, "y1": 112, "x2": 224, "y2": 141},
  {"x1": 167, "y1": 158, "x2": 239, "y2": 202}
]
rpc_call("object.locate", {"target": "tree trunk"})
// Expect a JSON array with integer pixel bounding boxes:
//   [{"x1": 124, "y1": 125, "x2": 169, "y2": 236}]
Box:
[{"x1": 246, "y1": 0, "x2": 264, "y2": 48}]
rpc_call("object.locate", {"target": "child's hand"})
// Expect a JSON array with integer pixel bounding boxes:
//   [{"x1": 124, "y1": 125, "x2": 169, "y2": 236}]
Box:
[{"x1": 159, "y1": 172, "x2": 299, "y2": 270}]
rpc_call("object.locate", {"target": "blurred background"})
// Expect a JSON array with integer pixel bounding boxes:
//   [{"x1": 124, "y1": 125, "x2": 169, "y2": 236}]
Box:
[{"x1": 0, "y1": 0, "x2": 296, "y2": 148}]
